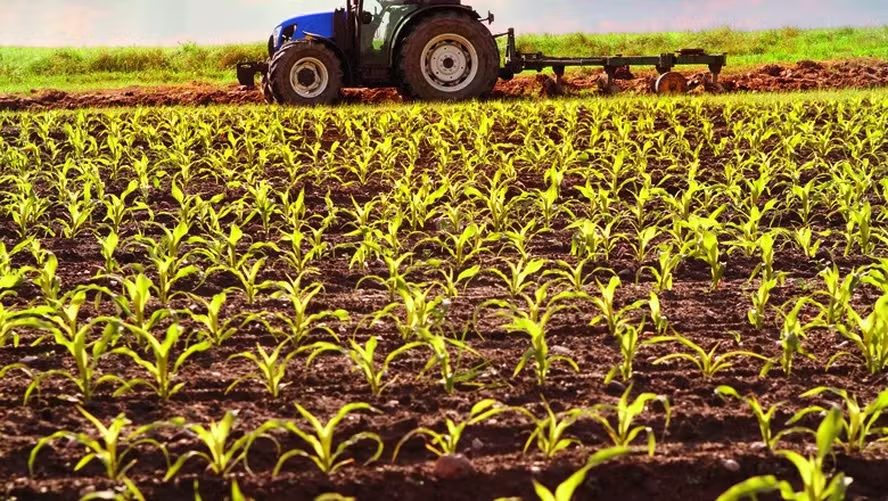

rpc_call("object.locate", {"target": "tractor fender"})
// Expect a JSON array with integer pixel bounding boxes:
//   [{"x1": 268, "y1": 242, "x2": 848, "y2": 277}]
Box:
[
  {"x1": 301, "y1": 34, "x2": 355, "y2": 86},
  {"x1": 388, "y1": 5, "x2": 481, "y2": 68}
]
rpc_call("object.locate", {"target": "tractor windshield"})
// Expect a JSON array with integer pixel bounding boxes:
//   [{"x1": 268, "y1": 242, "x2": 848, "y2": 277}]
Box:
[{"x1": 360, "y1": 0, "x2": 416, "y2": 62}]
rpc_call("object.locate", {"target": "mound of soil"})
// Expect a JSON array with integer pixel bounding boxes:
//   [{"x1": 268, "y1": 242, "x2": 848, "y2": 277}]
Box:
[{"x1": 1, "y1": 58, "x2": 886, "y2": 112}]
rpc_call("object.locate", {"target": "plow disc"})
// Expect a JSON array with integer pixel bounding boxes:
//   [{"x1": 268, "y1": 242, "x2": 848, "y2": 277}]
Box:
[{"x1": 655, "y1": 72, "x2": 689, "y2": 95}]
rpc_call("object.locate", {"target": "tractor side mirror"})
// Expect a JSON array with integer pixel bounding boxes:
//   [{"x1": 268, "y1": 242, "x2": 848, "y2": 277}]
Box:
[{"x1": 360, "y1": 11, "x2": 373, "y2": 24}]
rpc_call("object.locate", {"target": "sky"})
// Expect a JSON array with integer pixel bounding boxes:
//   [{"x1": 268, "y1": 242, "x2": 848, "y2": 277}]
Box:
[{"x1": 1, "y1": 0, "x2": 886, "y2": 47}]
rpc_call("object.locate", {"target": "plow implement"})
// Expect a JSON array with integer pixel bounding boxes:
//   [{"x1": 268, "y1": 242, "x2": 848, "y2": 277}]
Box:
[{"x1": 497, "y1": 28, "x2": 727, "y2": 95}]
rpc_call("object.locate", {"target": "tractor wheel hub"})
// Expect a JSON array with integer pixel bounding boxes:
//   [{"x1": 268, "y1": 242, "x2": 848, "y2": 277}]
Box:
[
  {"x1": 289, "y1": 57, "x2": 329, "y2": 99},
  {"x1": 421, "y1": 34, "x2": 478, "y2": 93}
]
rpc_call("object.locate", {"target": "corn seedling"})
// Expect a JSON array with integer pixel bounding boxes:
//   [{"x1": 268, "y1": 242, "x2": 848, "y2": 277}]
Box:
[
  {"x1": 269, "y1": 403, "x2": 383, "y2": 475},
  {"x1": 715, "y1": 385, "x2": 808, "y2": 451},
  {"x1": 649, "y1": 334, "x2": 770, "y2": 380},
  {"x1": 393, "y1": 399, "x2": 513, "y2": 461},
  {"x1": 111, "y1": 323, "x2": 212, "y2": 400},
  {"x1": 301, "y1": 336, "x2": 422, "y2": 396},
  {"x1": 588, "y1": 385, "x2": 671, "y2": 456},
  {"x1": 227, "y1": 342, "x2": 297, "y2": 399},
  {"x1": 29, "y1": 407, "x2": 165, "y2": 493},
  {"x1": 716, "y1": 408, "x2": 852, "y2": 501}
]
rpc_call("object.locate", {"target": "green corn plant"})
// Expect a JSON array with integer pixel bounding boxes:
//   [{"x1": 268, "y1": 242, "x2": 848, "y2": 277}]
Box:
[
  {"x1": 7, "y1": 178, "x2": 51, "y2": 237},
  {"x1": 523, "y1": 399, "x2": 591, "y2": 458},
  {"x1": 605, "y1": 320, "x2": 646, "y2": 384},
  {"x1": 649, "y1": 334, "x2": 770, "y2": 380},
  {"x1": 751, "y1": 232, "x2": 780, "y2": 282},
  {"x1": 198, "y1": 223, "x2": 275, "y2": 273},
  {"x1": 489, "y1": 258, "x2": 547, "y2": 298},
  {"x1": 269, "y1": 403, "x2": 383, "y2": 475},
  {"x1": 165, "y1": 411, "x2": 265, "y2": 480},
  {"x1": 629, "y1": 225, "x2": 662, "y2": 264},
  {"x1": 103, "y1": 180, "x2": 150, "y2": 233},
  {"x1": 507, "y1": 315, "x2": 579, "y2": 387},
  {"x1": 415, "y1": 332, "x2": 482, "y2": 394},
  {"x1": 356, "y1": 252, "x2": 417, "y2": 301},
  {"x1": 748, "y1": 275, "x2": 782, "y2": 330},
  {"x1": 831, "y1": 294, "x2": 888, "y2": 374},
  {"x1": 186, "y1": 292, "x2": 251, "y2": 346},
  {"x1": 589, "y1": 276, "x2": 645, "y2": 337},
  {"x1": 544, "y1": 258, "x2": 595, "y2": 295},
  {"x1": 698, "y1": 230, "x2": 725, "y2": 291},
  {"x1": 301, "y1": 336, "x2": 422, "y2": 396},
  {"x1": 639, "y1": 245, "x2": 683, "y2": 292},
  {"x1": 272, "y1": 278, "x2": 349, "y2": 346},
  {"x1": 715, "y1": 385, "x2": 808, "y2": 451},
  {"x1": 716, "y1": 408, "x2": 852, "y2": 501},
  {"x1": 648, "y1": 291, "x2": 669, "y2": 335},
  {"x1": 425, "y1": 222, "x2": 494, "y2": 270},
  {"x1": 463, "y1": 170, "x2": 520, "y2": 232},
  {"x1": 226, "y1": 257, "x2": 276, "y2": 306},
  {"x1": 145, "y1": 253, "x2": 200, "y2": 306},
  {"x1": 97, "y1": 230, "x2": 122, "y2": 277},
  {"x1": 532, "y1": 447, "x2": 630, "y2": 501},
  {"x1": 568, "y1": 217, "x2": 619, "y2": 261},
  {"x1": 0, "y1": 300, "x2": 52, "y2": 348},
  {"x1": 393, "y1": 399, "x2": 513, "y2": 461},
  {"x1": 279, "y1": 226, "x2": 325, "y2": 278},
  {"x1": 371, "y1": 284, "x2": 447, "y2": 341},
  {"x1": 29, "y1": 406, "x2": 164, "y2": 496},
  {"x1": 844, "y1": 201, "x2": 877, "y2": 256},
  {"x1": 226, "y1": 342, "x2": 296, "y2": 399},
  {"x1": 763, "y1": 298, "x2": 819, "y2": 376},
  {"x1": 110, "y1": 323, "x2": 212, "y2": 400},
  {"x1": 112, "y1": 273, "x2": 170, "y2": 333},
  {"x1": 428, "y1": 261, "x2": 481, "y2": 298},
  {"x1": 588, "y1": 385, "x2": 671, "y2": 456},
  {"x1": 501, "y1": 220, "x2": 539, "y2": 262},
  {"x1": 8, "y1": 294, "x2": 119, "y2": 403},
  {"x1": 816, "y1": 265, "x2": 859, "y2": 327},
  {"x1": 793, "y1": 386, "x2": 888, "y2": 453},
  {"x1": 30, "y1": 246, "x2": 62, "y2": 305},
  {"x1": 793, "y1": 227, "x2": 825, "y2": 259},
  {"x1": 58, "y1": 180, "x2": 95, "y2": 239}
]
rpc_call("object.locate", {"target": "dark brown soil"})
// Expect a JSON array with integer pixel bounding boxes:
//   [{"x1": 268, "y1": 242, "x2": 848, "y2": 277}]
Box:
[{"x1": 1, "y1": 59, "x2": 886, "y2": 112}]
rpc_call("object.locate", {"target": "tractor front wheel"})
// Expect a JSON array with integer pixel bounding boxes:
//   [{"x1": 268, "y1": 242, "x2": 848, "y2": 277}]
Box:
[
  {"x1": 398, "y1": 14, "x2": 499, "y2": 101},
  {"x1": 268, "y1": 41, "x2": 343, "y2": 106}
]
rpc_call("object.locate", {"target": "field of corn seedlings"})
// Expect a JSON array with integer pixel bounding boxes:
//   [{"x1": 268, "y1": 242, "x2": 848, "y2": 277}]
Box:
[{"x1": 1, "y1": 91, "x2": 888, "y2": 501}]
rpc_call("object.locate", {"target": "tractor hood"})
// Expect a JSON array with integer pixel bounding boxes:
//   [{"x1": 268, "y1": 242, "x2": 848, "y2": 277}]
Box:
[{"x1": 272, "y1": 12, "x2": 335, "y2": 51}]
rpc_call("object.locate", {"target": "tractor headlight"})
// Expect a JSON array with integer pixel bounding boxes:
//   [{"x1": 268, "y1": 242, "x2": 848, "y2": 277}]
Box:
[{"x1": 273, "y1": 26, "x2": 282, "y2": 43}]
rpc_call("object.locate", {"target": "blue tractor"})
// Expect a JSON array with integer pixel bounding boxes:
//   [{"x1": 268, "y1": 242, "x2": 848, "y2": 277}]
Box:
[
  {"x1": 237, "y1": 0, "x2": 727, "y2": 105},
  {"x1": 238, "y1": 0, "x2": 500, "y2": 105}
]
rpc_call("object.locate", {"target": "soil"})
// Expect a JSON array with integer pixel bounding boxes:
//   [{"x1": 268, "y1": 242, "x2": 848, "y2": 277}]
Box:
[
  {"x1": 1, "y1": 91, "x2": 887, "y2": 501},
  {"x1": 1, "y1": 58, "x2": 887, "y2": 112}
]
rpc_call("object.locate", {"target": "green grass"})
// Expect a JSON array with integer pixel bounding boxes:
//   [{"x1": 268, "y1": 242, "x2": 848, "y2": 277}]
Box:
[{"x1": 1, "y1": 25, "x2": 886, "y2": 94}]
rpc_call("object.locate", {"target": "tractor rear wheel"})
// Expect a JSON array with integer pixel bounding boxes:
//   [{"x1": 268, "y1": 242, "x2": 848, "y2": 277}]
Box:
[
  {"x1": 398, "y1": 13, "x2": 499, "y2": 101},
  {"x1": 268, "y1": 41, "x2": 343, "y2": 106}
]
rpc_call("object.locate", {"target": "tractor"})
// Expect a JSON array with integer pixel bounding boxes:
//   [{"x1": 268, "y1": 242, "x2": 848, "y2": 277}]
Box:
[{"x1": 237, "y1": 0, "x2": 727, "y2": 105}]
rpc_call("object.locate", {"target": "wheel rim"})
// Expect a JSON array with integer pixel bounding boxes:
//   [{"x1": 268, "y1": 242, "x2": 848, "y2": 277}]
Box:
[
  {"x1": 289, "y1": 57, "x2": 329, "y2": 99},
  {"x1": 420, "y1": 34, "x2": 478, "y2": 93}
]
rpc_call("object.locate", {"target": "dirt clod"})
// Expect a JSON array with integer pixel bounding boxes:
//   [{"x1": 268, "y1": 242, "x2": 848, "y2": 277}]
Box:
[{"x1": 434, "y1": 454, "x2": 476, "y2": 480}]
